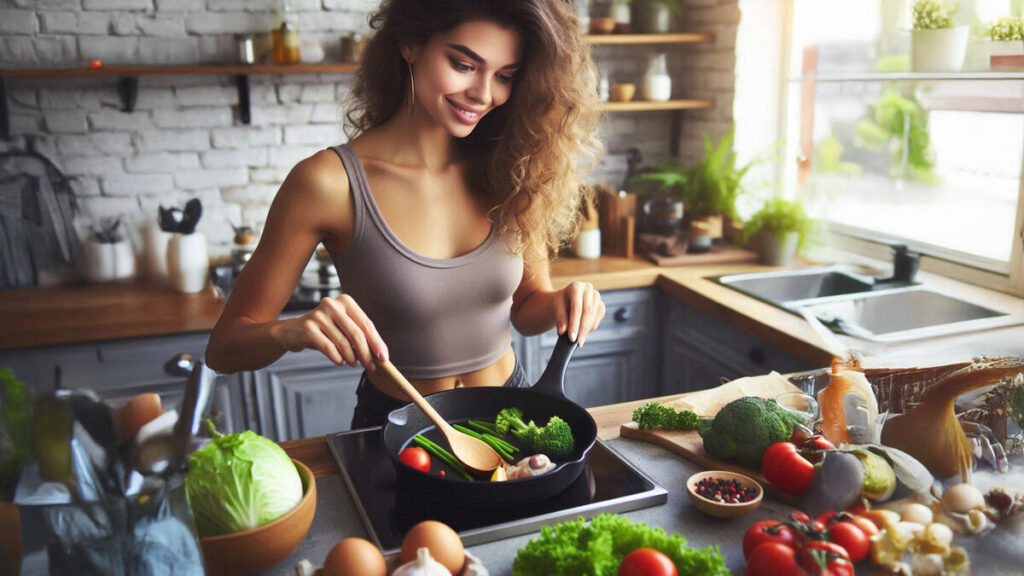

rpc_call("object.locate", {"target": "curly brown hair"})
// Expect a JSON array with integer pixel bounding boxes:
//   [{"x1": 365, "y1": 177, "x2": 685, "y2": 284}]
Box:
[{"x1": 345, "y1": 0, "x2": 602, "y2": 259}]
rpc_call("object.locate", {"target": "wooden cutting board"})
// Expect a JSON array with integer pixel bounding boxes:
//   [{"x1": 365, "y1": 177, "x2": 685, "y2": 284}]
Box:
[{"x1": 619, "y1": 372, "x2": 805, "y2": 504}]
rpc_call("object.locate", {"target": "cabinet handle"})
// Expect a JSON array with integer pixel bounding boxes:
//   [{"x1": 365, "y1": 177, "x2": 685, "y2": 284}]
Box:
[
  {"x1": 613, "y1": 307, "x2": 630, "y2": 322},
  {"x1": 748, "y1": 347, "x2": 766, "y2": 365}
]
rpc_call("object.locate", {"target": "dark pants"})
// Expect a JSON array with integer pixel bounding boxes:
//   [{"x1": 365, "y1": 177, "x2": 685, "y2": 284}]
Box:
[{"x1": 350, "y1": 360, "x2": 530, "y2": 430}]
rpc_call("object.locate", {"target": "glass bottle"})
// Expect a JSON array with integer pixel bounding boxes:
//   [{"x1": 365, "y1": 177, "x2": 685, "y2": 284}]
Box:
[
  {"x1": 642, "y1": 53, "x2": 671, "y2": 102},
  {"x1": 271, "y1": 0, "x2": 300, "y2": 65}
]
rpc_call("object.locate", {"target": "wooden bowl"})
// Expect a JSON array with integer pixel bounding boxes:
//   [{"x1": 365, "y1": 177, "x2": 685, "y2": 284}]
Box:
[
  {"x1": 199, "y1": 459, "x2": 317, "y2": 576},
  {"x1": 686, "y1": 470, "x2": 763, "y2": 519},
  {"x1": 610, "y1": 83, "x2": 636, "y2": 102},
  {"x1": 590, "y1": 17, "x2": 616, "y2": 34}
]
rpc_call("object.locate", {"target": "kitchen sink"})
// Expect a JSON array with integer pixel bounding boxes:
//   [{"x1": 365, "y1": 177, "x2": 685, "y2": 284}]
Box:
[
  {"x1": 798, "y1": 286, "x2": 1018, "y2": 342},
  {"x1": 716, "y1": 266, "x2": 876, "y2": 305},
  {"x1": 714, "y1": 266, "x2": 1023, "y2": 342}
]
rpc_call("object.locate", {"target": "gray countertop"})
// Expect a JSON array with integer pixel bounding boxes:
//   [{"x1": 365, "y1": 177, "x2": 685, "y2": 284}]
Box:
[
  {"x1": 265, "y1": 438, "x2": 1024, "y2": 576},
  {"x1": 18, "y1": 436, "x2": 1024, "y2": 575}
]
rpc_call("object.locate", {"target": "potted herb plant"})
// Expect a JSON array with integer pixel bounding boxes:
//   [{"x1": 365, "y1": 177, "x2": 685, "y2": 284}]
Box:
[
  {"x1": 989, "y1": 15, "x2": 1024, "y2": 56},
  {"x1": 740, "y1": 197, "x2": 813, "y2": 266},
  {"x1": 911, "y1": 0, "x2": 969, "y2": 72},
  {"x1": 630, "y1": 126, "x2": 753, "y2": 240}
]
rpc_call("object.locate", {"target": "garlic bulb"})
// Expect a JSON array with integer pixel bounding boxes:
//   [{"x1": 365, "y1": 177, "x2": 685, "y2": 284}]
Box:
[{"x1": 393, "y1": 548, "x2": 450, "y2": 576}]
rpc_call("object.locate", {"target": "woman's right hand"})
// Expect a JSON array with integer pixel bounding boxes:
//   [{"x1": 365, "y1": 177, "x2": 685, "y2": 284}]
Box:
[{"x1": 271, "y1": 294, "x2": 389, "y2": 370}]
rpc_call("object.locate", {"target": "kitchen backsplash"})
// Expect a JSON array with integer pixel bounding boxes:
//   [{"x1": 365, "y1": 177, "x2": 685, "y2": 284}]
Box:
[{"x1": 0, "y1": 0, "x2": 738, "y2": 259}]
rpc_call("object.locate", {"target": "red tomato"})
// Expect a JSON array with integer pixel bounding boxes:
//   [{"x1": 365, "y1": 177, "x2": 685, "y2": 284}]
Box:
[
  {"x1": 618, "y1": 548, "x2": 678, "y2": 576},
  {"x1": 790, "y1": 511, "x2": 813, "y2": 525},
  {"x1": 743, "y1": 520, "x2": 801, "y2": 559},
  {"x1": 827, "y1": 522, "x2": 869, "y2": 562},
  {"x1": 796, "y1": 541, "x2": 852, "y2": 576},
  {"x1": 849, "y1": 515, "x2": 879, "y2": 538},
  {"x1": 398, "y1": 447, "x2": 431, "y2": 473},
  {"x1": 747, "y1": 542, "x2": 806, "y2": 576},
  {"x1": 762, "y1": 443, "x2": 814, "y2": 494}
]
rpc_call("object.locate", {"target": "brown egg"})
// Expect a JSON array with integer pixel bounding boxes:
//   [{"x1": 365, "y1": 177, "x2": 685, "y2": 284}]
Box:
[
  {"x1": 116, "y1": 393, "x2": 162, "y2": 441},
  {"x1": 400, "y1": 520, "x2": 464, "y2": 575},
  {"x1": 322, "y1": 537, "x2": 386, "y2": 576}
]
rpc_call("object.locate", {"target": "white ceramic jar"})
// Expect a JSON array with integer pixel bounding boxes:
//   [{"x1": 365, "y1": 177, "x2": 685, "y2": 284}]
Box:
[
  {"x1": 643, "y1": 54, "x2": 672, "y2": 102},
  {"x1": 82, "y1": 239, "x2": 136, "y2": 283},
  {"x1": 575, "y1": 228, "x2": 601, "y2": 260},
  {"x1": 166, "y1": 232, "x2": 209, "y2": 293}
]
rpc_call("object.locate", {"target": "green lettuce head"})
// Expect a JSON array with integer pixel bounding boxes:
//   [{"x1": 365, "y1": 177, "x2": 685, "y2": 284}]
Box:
[{"x1": 185, "y1": 429, "x2": 303, "y2": 537}]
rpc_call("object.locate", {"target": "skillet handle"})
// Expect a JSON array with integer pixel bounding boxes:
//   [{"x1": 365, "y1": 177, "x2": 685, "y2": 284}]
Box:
[{"x1": 530, "y1": 333, "x2": 578, "y2": 399}]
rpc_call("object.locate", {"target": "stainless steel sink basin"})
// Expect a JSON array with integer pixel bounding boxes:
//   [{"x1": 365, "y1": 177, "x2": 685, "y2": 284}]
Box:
[
  {"x1": 800, "y1": 286, "x2": 1019, "y2": 342},
  {"x1": 714, "y1": 267, "x2": 1023, "y2": 342},
  {"x1": 716, "y1": 267, "x2": 875, "y2": 304}
]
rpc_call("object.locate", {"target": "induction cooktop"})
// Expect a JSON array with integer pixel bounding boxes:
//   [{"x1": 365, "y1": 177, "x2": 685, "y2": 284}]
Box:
[{"x1": 326, "y1": 427, "x2": 667, "y2": 554}]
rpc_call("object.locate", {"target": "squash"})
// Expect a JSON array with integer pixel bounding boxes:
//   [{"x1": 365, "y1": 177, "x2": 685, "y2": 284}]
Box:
[{"x1": 880, "y1": 356, "x2": 1024, "y2": 482}]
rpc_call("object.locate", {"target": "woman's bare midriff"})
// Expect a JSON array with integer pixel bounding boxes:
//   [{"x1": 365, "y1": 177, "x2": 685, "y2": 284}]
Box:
[{"x1": 367, "y1": 347, "x2": 518, "y2": 402}]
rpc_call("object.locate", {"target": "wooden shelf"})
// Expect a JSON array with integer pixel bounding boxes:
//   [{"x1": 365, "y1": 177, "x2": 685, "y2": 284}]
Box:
[
  {"x1": 587, "y1": 33, "x2": 714, "y2": 45},
  {"x1": 602, "y1": 99, "x2": 714, "y2": 112},
  {"x1": 0, "y1": 62, "x2": 359, "y2": 79}
]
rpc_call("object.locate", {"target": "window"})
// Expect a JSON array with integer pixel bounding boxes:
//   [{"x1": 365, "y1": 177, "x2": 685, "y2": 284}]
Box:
[{"x1": 738, "y1": 0, "x2": 1024, "y2": 296}]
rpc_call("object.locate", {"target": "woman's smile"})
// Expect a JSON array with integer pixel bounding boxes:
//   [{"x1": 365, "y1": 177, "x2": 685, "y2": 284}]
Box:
[{"x1": 446, "y1": 97, "x2": 484, "y2": 125}]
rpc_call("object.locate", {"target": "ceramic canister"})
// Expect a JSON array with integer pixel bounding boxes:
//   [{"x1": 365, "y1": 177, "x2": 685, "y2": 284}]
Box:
[{"x1": 166, "y1": 232, "x2": 209, "y2": 293}]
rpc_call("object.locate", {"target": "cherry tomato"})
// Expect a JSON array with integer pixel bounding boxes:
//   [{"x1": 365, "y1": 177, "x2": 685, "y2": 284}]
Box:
[
  {"x1": 398, "y1": 447, "x2": 430, "y2": 473},
  {"x1": 617, "y1": 548, "x2": 678, "y2": 576},
  {"x1": 827, "y1": 521, "x2": 869, "y2": 562},
  {"x1": 790, "y1": 511, "x2": 813, "y2": 525},
  {"x1": 762, "y1": 442, "x2": 815, "y2": 494},
  {"x1": 849, "y1": 515, "x2": 879, "y2": 538},
  {"x1": 747, "y1": 542, "x2": 806, "y2": 576},
  {"x1": 797, "y1": 541, "x2": 852, "y2": 576},
  {"x1": 743, "y1": 520, "x2": 801, "y2": 559}
]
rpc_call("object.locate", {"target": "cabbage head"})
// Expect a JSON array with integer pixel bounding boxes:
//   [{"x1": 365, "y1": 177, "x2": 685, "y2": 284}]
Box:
[{"x1": 185, "y1": 429, "x2": 303, "y2": 537}]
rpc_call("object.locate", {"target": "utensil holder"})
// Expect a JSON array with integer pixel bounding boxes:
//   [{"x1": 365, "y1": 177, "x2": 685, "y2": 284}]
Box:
[{"x1": 166, "y1": 233, "x2": 209, "y2": 294}]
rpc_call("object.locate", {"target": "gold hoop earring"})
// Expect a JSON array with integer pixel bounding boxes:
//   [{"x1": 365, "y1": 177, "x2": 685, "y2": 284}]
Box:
[{"x1": 407, "y1": 60, "x2": 415, "y2": 115}]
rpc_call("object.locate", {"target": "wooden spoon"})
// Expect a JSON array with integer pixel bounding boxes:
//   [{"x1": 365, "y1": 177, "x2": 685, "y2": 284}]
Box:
[{"x1": 377, "y1": 361, "x2": 503, "y2": 476}]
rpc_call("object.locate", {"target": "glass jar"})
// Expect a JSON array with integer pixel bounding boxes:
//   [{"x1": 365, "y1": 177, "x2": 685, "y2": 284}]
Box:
[{"x1": 643, "y1": 53, "x2": 671, "y2": 102}]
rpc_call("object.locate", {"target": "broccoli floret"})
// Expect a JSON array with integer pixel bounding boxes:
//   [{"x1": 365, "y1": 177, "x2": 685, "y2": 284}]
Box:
[
  {"x1": 495, "y1": 408, "x2": 576, "y2": 461},
  {"x1": 699, "y1": 397, "x2": 795, "y2": 469},
  {"x1": 530, "y1": 416, "x2": 575, "y2": 460},
  {"x1": 495, "y1": 407, "x2": 526, "y2": 436},
  {"x1": 632, "y1": 402, "x2": 699, "y2": 430}
]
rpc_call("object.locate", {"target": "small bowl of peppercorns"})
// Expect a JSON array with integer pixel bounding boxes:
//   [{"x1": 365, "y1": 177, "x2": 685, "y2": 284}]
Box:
[{"x1": 686, "y1": 470, "x2": 763, "y2": 519}]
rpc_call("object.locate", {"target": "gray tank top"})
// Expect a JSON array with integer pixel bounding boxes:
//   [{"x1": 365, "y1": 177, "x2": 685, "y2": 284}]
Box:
[{"x1": 329, "y1": 145, "x2": 524, "y2": 379}]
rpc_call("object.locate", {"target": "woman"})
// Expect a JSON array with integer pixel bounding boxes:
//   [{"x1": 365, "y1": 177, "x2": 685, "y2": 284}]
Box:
[{"x1": 206, "y1": 0, "x2": 605, "y2": 429}]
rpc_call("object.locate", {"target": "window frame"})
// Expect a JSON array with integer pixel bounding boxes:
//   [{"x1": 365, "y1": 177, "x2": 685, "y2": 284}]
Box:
[{"x1": 772, "y1": 0, "x2": 1024, "y2": 298}]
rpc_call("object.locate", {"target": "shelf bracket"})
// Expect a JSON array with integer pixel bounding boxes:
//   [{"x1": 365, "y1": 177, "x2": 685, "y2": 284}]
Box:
[
  {"x1": 119, "y1": 76, "x2": 139, "y2": 112},
  {"x1": 1, "y1": 76, "x2": 9, "y2": 141},
  {"x1": 236, "y1": 74, "x2": 251, "y2": 125}
]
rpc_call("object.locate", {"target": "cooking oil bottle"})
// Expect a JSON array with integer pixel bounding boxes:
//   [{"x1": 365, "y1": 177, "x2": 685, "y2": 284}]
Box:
[{"x1": 271, "y1": 0, "x2": 300, "y2": 64}]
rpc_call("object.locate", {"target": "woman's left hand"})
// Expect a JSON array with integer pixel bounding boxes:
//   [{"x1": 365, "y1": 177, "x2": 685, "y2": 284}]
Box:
[{"x1": 552, "y1": 281, "x2": 605, "y2": 347}]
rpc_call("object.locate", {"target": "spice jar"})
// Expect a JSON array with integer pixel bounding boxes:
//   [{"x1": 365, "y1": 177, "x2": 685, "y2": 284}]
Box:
[{"x1": 340, "y1": 32, "x2": 365, "y2": 63}]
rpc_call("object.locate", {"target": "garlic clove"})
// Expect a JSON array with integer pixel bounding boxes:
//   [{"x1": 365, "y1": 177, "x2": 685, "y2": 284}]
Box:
[{"x1": 392, "y1": 547, "x2": 452, "y2": 576}]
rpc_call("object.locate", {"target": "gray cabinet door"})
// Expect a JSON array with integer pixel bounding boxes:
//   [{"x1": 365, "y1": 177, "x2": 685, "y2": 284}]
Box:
[
  {"x1": 661, "y1": 297, "x2": 813, "y2": 394},
  {"x1": 254, "y1": 350, "x2": 363, "y2": 442},
  {"x1": 76, "y1": 334, "x2": 249, "y2": 434},
  {"x1": 532, "y1": 288, "x2": 660, "y2": 407}
]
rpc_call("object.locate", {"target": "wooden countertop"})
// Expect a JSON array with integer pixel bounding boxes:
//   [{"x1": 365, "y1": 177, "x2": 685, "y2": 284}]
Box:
[
  {"x1": 280, "y1": 391, "x2": 689, "y2": 479},
  {"x1": 0, "y1": 283, "x2": 225, "y2": 349},
  {"x1": 0, "y1": 256, "x2": 666, "y2": 350},
  {"x1": 5, "y1": 255, "x2": 1024, "y2": 370}
]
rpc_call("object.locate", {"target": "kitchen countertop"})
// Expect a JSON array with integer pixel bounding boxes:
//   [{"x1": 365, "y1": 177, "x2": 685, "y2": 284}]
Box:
[
  {"x1": 273, "y1": 397, "x2": 1024, "y2": 576},
  {"x1": 6, "y1": 255, "x2": 1024, "y2": 365}
]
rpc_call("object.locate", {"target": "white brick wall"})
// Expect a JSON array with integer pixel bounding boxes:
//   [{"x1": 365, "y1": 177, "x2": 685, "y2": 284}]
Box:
[{"x1": 1, "y1": 0, "x2": 737, "y2": 261}]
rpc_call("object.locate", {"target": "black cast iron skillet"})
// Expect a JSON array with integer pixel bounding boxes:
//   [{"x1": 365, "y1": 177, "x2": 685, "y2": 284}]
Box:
[{"x1": 382, "y1": 334, "x2": 598, "y2": 506}]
